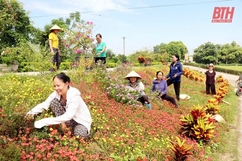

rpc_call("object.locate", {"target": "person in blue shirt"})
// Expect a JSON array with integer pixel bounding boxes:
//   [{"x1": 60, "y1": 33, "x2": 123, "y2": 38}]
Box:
[
  {"x1": 166, "y1": 54, "x2": 183, "y2": 101},
  {"x1": 152, "y1": 71, "x2": 178, "y2": 108},
  {"x1": 95, "y1": 33, "x2": 107, "y2": 64}
]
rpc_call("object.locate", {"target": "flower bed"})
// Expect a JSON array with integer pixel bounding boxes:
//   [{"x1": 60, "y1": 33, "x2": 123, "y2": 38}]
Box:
[{"x1": 0, "y1": 65, "x2": 236, "y2": 160}]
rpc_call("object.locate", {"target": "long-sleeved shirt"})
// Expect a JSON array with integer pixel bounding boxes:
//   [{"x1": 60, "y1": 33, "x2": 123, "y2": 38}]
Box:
[
  {"x1": 126, "y1": 81, "x2": 145, "y2": 98},
  {"x1": 26, "y1": 86, "x2": 92, "y2": 134},
  {"x1": 166, "y1": 61, "x2": 183, "y2": 82},
  {"x1": 151, "y1": 79, "x2": 167, "y2": 96}
]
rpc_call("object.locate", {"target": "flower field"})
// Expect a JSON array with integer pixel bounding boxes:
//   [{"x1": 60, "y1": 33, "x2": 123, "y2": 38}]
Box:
[{"x1": 0, "y1": 64, "x2": 238, "y2": 161}]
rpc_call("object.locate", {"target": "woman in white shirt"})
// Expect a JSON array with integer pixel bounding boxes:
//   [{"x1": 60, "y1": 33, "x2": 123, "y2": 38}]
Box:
[
  {"x1": 26, "y1": 72, "x2": 92, "y2": 138},
  {"x1": 125, "y1": 71, "x2": 152, "y2": 109}
]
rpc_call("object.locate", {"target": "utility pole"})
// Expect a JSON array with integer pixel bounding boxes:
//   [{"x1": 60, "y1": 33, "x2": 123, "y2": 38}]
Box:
[{"x1": 123, "y1": 37, "x2": 126, "y2": 55}]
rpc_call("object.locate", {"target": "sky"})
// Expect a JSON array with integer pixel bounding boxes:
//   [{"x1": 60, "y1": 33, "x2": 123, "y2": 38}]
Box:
[{"x1": 18, "y1": 0, "x2": 242, "y2": 56}]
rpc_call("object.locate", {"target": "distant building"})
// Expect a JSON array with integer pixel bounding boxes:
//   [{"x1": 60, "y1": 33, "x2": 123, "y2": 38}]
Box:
[
  {"x1": 184, "y1": 54, "x2": 189, "y2": 62},
  {"x1": 184, "y1": 53, "x2": 193, "y2": 63},
  {"x1": 189, "y1": 56, "x2": 193, "y2": 62}
]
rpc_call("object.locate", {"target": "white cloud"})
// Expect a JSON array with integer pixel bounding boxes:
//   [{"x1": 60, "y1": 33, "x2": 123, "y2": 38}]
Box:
[
  {"x1": 20, "y1": 1, "x2": 72, "y2": 15},
  {"x1": 20, "y1": 0, "x2": 131, "y2": 16},
  {"x1": 35, "y1": 2, "x2": 71, "y2": 14},
  {"x1": 21, "y1": 0, "x2": 131, "y2": 16}
]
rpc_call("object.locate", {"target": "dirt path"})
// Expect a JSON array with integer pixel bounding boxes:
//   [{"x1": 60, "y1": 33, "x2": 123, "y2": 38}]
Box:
[{"x1": 184, "y1": 65, "x2": 241, "y2": 160}]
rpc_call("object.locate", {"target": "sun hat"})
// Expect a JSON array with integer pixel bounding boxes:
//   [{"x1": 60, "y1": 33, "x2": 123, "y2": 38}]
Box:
[
  {"x1": 209, "y1": 63, "x2": 214, "y2": 67},
  {"x1": 50, "y1": 24, "x2": 62, "y2": 31},
  {"x1": 125, "y1": 71, "x2": 141, "y2": 79}
]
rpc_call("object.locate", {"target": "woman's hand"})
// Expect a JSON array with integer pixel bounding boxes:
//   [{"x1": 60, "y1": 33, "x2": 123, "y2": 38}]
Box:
[
  {"x1": 25, "y1": 114, "x2": 35, "y2": 119},
  {"x1": 61, "y1": 123, "x2": 70, "y2": 133}
]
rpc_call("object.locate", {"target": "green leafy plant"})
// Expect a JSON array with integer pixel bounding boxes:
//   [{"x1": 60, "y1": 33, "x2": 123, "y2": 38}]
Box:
[
  {"x1": 63, "y1": 20, "x2": 94, "y2": 59},
  {"x1": 192, "y1": 117, "x2": 215, "y2": 142},
  {"x1": 205, "y1": 103, "x2": 219, "y2": 115},
  {"x1": 180, "y1": 113, "x2": 194, "y2": 138},
  {"x1": 180, "y1": 105, "x2": 215, "y2": 142}
]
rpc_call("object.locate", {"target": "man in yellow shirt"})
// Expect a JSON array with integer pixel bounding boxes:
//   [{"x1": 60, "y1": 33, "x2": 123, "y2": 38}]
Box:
[{"x1": 49, "y1": 25, "x2": 61, "y2": 70}]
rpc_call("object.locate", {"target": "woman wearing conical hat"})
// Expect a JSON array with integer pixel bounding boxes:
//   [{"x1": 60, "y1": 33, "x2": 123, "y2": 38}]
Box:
[
  {"x1": 49, "y1": 24, "x2": 62, "y2": 70},
  {"x1": 125, "y1": 71, "x2": 152, "y2": 109}
]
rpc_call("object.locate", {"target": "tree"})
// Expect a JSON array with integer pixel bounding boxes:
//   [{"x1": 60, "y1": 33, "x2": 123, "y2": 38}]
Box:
[
  {"x1": 63, "y1": 14, "x2": 94, "y2": 56},
  {"x1": 218, "y1": 41, "x2": 242, "y2": 64},
  {"x1": 32, "y1": 12, "x2": 94, "y2": 62},
  {"x1": 33, "y1": 12, "x2": 81, "y2": 46},
  {"x1": 117, "y1": 54, "x2": 127, "y2": 63},
  {"x1": 193, "y1": 41, "x2": 242, "y2": 64},
  {"x1": 166, "y1": 41, "x2": 188, "y2": 60},
  {"x1": 0, "y1": 0, "x2": 34, "y2": 50},
  {"x1": 153, "y1": 43, "x2": 167, "y2": 54},
  {"x1": 106, "y1": 49, "x2": 118, "y2": 63},
  {"x1": 193, "y1": 42, "x2": 219, "y2": 64},
  {"x1": 153, "y1": 41, "x2": 188, "y2": 61},
  {"x1": 127, "y1": 49, "x2": 154, "y2": 63}
]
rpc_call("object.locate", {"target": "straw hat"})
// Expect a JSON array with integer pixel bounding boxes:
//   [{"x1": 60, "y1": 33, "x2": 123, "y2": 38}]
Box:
[
  {"x1": 125, "y1": 71, "x2": 141, "y2": 79},
  {"x1": 50, "y1": 24, "x2": 62, "y2": 31}
]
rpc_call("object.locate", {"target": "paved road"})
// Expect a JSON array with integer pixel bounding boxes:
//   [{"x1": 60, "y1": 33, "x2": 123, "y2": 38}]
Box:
[{"x1": 183, "y1": 65, "x2": 239, "y2": 88}]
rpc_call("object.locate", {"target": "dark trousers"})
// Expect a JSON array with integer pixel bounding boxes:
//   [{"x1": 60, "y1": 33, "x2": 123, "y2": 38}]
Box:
[
  {"x1": 52, "y1": 48, "x2": 61, "y2": 70},
  {"x1": 94, "y1": 57, "x2": 106, "y2": 64},
  {"x1": 167, "y1": 79, "x2": 181, "y2": 101},
  {"x1": 161, "y1": 94, "x2": 178, "y2": 108},
  {"x1": 206, "y1": 84, "x2": 216, "y2": 94},
  {"x1": 137, "y1": 95, "x2": 150, "y2": 105}
]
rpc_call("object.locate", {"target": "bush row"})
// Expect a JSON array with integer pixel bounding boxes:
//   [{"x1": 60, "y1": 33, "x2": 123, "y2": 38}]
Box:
[
  {"x1": 19, "y1": 62, "x2": 73, "y2": 72},
  {"x1": 17, "y1": 61, "x2": 163, "y2": 72},
  {"x1": 183, "y1": 62, "x2": 241, "y2": 75}
]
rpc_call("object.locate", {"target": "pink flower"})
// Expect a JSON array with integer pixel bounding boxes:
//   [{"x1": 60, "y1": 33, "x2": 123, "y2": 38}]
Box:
[
  {"x1": 76, "y1": 49, "x2": 81, "y2": 54},
  {"x1": 78, "y1": 33, "x2": 82, "y2": 37},
  {"x1": 87, "y1": 21, "x2": 90, "y2": 24}
]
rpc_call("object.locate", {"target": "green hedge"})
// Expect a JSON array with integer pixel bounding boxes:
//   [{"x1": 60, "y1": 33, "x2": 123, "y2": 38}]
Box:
[
  {"x1": 183, "y1": 62, "x2": 242, "y2": 75},
  {"x1": 106, "y1": 62, "x2": 118, "y2": 68},
  {"x1": 59, "y1": 62, "x2": 72, "y2": 70},
  {"x1": 19, "y1": 62, "x2": 72, "y2": 72},
  {"x1": 132, "y1": 61, "x2": 162, "y2": 67},
  {"x1": 217, "y1": 63, "x2": 242, "y2": 66}
]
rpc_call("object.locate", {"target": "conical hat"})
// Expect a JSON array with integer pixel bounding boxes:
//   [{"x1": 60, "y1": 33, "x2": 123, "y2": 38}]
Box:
[
  {"x1": 50, "y1": 25, "x2": 62, "y2": 31},
  {"x1": 125, "y1": 71, "x2": 141, "y2": 79}
]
